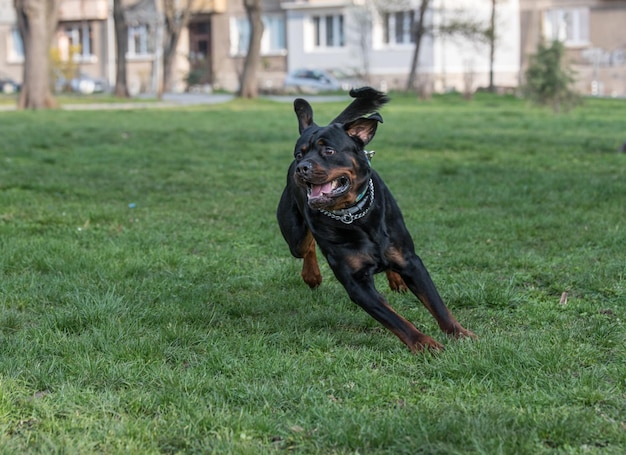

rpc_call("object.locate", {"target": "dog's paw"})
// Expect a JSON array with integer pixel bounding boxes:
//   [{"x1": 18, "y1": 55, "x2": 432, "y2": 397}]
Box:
[
  {"x1": 301, "y1": 271, "x2": 322, "y2": 289},
  {"x1": 450, "y1": 326, "x2": 478, "y2": 340},
  {"x1": 301, "y1": 257, "x2": 322, "y2": 289},
  {"x1": 385, "y1": 270, "x2": 408, "y2": 293},
  {"x1": 412, "y1": 335, "x2": 444, "y2": 353}
]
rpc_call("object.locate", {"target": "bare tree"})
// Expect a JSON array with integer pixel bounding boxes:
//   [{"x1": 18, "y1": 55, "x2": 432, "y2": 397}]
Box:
[
  {"x1": 487, "y1": 0, "x2": 496, "y2": 91},
  {"x1": 375, "y1": 0, "x2": 488, "y2": 95},
  {"x1": 486, "y1": 0, "x2": 508, "y2": 92},
  {"x1": 14, "y1": 0, "x2": 60, "y2": 109},
  {"x1": 162, "y1": 0, "x2": 195, "y2": 94},
  {"x1": 406, "y1": 0, "x2": 430, "y2": 92},
  {"x1": 349, "y1": 5, "x2": 374, "y2": 83},
  {"x1": 113, "y1": 0, "x2": 130, "y2": 97},
  {"x1": 238, "y1": 0, "x2": 264, "y2": 98}
]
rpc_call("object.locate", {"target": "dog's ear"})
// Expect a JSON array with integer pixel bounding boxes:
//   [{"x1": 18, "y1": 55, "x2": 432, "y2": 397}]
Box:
[
  {"x1": 344, "y1": 113, "x2": 383, "y2": 146},
  {"x1": 294, "y1": 99, "x2": 315, "y2": 134},
  {"x1": 331, "y1": 87, "x2": 389, "y2": 124}
]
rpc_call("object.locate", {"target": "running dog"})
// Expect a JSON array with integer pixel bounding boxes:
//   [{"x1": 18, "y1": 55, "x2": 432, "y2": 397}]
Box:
[{"x1": 277, "y1": 87, "x2": 475, "y2": 352}]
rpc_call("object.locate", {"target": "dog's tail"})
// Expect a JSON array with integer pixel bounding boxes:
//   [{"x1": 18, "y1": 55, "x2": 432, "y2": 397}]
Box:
[{"x1": 331, "y1": 87, "x2": 390, "y2": 124}]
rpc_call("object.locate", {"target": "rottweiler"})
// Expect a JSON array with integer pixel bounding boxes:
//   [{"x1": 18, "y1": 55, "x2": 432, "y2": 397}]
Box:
[{"x1": 277, "y1": 87, "x2": 475, "y2": 352}]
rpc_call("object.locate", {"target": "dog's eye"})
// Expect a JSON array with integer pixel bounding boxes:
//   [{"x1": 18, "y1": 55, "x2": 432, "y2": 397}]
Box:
[
  {"x1": 294, "y1": 151, "x2": 303, "y2": 160},
  {"x1": 322, "y1": 147, "x2": 335, "y2": 156}
]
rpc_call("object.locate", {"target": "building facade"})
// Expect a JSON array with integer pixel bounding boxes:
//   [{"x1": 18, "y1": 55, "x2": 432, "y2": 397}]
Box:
[
  {"x1": 0, "y1": 0, "x2": 624, "y2": 96},
  {"x1": 0, "y1": 0, "x2": 22, "y2": 84},
  {"x1": 283, "y1": 0, "x2": 520, "y2": 94},
  {"x1": 520, "y1": 0, "x2": 626, "y2": 97}
]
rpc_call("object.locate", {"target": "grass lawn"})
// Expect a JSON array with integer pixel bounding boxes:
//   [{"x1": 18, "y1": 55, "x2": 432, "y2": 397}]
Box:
[{"x1": 0, "y1": 93, "x2": 624, "y2": 454}]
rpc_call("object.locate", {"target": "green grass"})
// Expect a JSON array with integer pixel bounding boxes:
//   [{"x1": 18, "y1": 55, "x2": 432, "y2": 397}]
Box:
[{"x1": 0, "y1": 93, "x2": 625, "y2": 454}]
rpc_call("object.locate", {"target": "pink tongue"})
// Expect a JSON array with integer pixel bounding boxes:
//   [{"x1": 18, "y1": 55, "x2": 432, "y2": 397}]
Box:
[{"x1": 310, "y1": 182, "x2": 333, "y2": 198}]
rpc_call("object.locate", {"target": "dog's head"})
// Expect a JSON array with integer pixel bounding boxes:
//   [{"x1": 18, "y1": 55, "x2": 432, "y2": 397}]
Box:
[{"x1": 292, "y1": 87, "x2": 389, "y2": 211}]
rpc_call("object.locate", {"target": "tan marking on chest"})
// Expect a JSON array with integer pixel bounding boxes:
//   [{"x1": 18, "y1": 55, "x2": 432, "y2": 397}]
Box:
[{"x1": 385, "y1": 247, "x2": 406, "y2": 267}]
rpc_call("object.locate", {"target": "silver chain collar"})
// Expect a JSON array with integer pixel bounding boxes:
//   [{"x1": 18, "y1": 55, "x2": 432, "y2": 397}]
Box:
[{"x1": 318, "y1": 179, "x2": 374, "y2": 224}]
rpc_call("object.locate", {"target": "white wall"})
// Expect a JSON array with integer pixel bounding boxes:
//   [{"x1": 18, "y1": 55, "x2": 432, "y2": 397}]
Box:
[
  {"x1": 284, "y1": 0, "x2": 521, "y2": 91},
  {"x1": 286, "y1": 6, "x2": 362, "y2": 72},
  {"x1": 431, "y1": 0, "x2": 521, "y2": 90}
]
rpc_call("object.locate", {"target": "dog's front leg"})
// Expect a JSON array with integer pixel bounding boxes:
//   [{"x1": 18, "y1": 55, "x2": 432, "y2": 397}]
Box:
[
  {"x1": 330, "y1": 260, "x2": 443, "y2": 352},
  {"x1": 300, "y1": 232, "x2": 322, "y2": 288},
  {"x1": 401, "y1": 256, "x2": 476, "y2": 339},
  {"x1": 277, "y1": 188, "x2": 322, "y2": 288}
]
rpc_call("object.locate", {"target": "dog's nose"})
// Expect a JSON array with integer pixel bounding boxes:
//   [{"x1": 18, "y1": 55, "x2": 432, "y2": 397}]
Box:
[{"x1": 296, "y1": 161, "x2": 312, "y2": 176}]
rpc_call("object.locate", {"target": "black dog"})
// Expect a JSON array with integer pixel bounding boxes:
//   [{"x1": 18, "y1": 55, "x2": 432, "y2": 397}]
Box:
[{"x1": 277, "y1": 87, "x2": 475, "y2": 352}]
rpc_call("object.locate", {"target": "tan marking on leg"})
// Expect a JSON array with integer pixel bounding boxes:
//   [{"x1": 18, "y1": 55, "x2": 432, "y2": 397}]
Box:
[
  {"x1": 376, "y1": 300, "x2": 443, "y2": 352},
  {"x1": 385, "y1": 270, "x2": 408, "y2": 293},
  {"x1": 301, "y1": 233, "x2": 322, "y2": 288}
]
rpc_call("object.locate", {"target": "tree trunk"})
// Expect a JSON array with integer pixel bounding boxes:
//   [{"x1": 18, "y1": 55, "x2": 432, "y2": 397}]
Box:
[
  {"x1": 406, "y1": 0, "x2": 430, "y2": 94},
  {"x1": 238, "y1": 0, "x2": 264, "y2": 98},
  {"x1": 163, "y1": 0, "x2": 194, "y2": 94},
  {"x1": 488, "y1": 0, "x2": 496, "y2": 92},
  {"x1": 113, "y1": 0, "x2": 129, "y2": 98},
  {"x1": 162, "y1": 35, "x2": 176, "y2": 93},
  {"x1": 14, "y1": 0, "x2": 59, "y2": 110}
]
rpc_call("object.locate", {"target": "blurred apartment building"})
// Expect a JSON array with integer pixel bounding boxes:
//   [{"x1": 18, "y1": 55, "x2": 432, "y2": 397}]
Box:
[{"x1": 0, "y1": 0, "x2": 624, "y2": 96}]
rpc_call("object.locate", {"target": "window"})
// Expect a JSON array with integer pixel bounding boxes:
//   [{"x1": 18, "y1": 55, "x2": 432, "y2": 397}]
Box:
[
  {"x1": 232, "y1": 17, "x2": 250, "y2": 56},
  {"x1": 544, "y1": 8, "x2": 589, "y2": 47},
  {"x1": 230, "y1": 15, "x2": 286, "y2": 56},
  {"x1": 189, "y1": 22, "x2": 210, "y2": 62},
  {"x1": 64, "y1": 22, "x2": 94, "y2": 61},
  {"x1": 128, "y1": 25, "x2": 149, "y2": 57},
  {"x1": 312, "y1": 14, "x2": 345, "y2": 48},
  {"x1": 383, "y1": 10, "x2": 415, "y2": 45},
  {"x1": 264, "y1": 15, "x2": 286, "y2": 54},
  {"x1": 8, "y1": 27, "x2": 24, "y2": 63}
]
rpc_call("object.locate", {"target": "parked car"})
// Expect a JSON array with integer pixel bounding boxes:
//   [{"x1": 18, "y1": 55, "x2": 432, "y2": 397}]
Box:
[
  {"x1": 284, "y1": 68, "x2": 366, "y2": 94},
  {"x1": 284, "y1": 69, "x2": 342, "y2": 94},
  {"x1": 326, "y1": 68, "x2": 367, "y2": 91},
  {"x1": 70, "y1": 73, "x2": 108, "y2": 94},
  {"x1": 54, "y1": 70, "x2": 108, "y2": 94},
  {"x1": 0, "y1": 73, "x2": 20, "y2": 94}
]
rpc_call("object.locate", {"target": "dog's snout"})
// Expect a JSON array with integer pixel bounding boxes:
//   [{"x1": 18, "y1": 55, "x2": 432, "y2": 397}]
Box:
[{"x1": 296, "y1": 161, "x2": 312, "y2": 176}]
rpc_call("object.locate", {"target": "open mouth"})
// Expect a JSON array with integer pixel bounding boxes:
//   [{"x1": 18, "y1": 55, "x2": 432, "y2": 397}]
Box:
[{"x1": 306, "y1": 176, "x2": 350, "y2": 204}]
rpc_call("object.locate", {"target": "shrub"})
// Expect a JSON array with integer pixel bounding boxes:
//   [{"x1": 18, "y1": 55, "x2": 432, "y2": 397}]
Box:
[{"x1": 523, "y1": 40, "x2": 580, "y2": 112}]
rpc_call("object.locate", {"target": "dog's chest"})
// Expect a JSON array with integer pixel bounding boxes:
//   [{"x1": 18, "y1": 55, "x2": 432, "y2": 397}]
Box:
[{"x1": 312, "y1": 221, "x2": 392, "y2": 266}]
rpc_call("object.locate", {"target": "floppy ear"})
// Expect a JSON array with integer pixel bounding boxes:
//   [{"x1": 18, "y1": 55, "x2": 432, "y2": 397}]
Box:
[
  {"x1": 294, "y1": 99, "x2": 315, "y2": 134},
  {"x1": 331, "y1": 87, "x2": 389, "y2": 124},
  {"x1": 344, "y1": 113, "x2": 383, "y2": 146}
]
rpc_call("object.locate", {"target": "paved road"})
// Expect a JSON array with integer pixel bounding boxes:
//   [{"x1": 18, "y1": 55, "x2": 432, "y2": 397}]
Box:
[
  {"x1": 0, "y1": 92, "x2": 348, "y2": 111},
  {"x1": 63, "y1": 92, "x2": 236, "y2": 110}
]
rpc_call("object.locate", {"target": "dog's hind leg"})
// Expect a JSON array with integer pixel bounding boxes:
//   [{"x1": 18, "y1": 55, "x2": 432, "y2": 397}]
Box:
[{"x1": 385, "y1": 270, "x2": 408, "y2": 293}]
